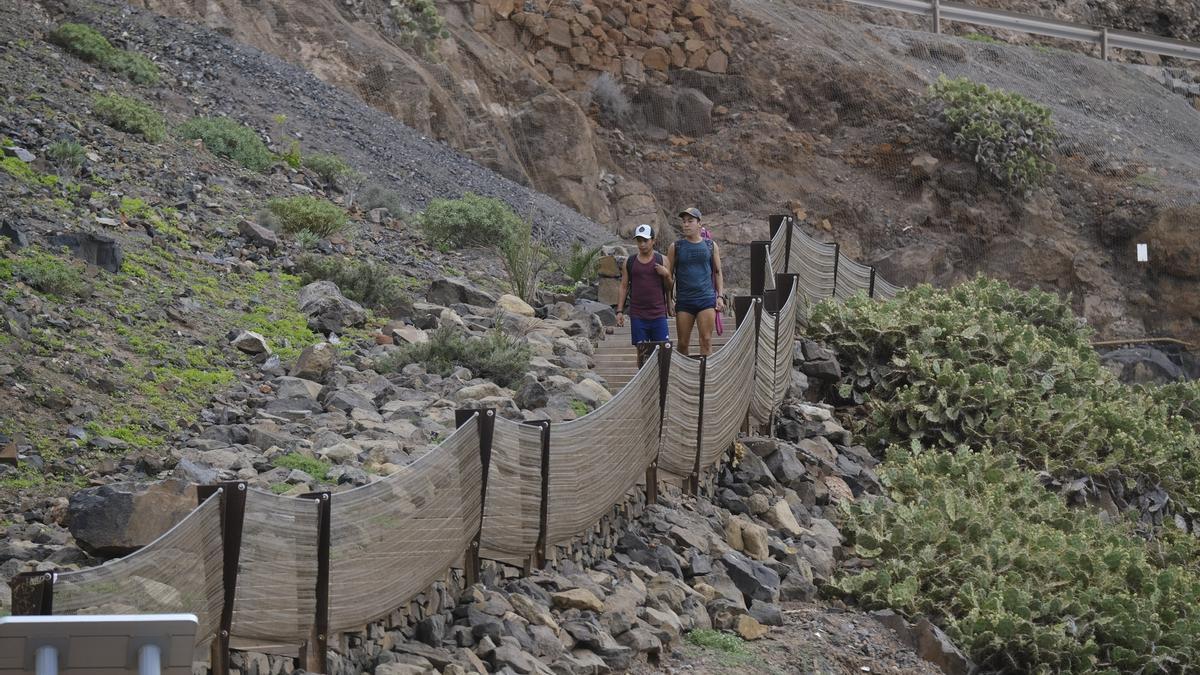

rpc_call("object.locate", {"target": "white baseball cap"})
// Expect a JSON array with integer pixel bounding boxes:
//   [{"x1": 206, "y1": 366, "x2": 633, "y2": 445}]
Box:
[{"x1": 633, "y1": 224, "x2": 654, "y2": 239}]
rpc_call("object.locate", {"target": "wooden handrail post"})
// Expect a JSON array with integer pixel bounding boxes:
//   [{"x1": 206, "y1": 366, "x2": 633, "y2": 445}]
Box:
[
  {"x1": 523, "y1": 420, "x2": 552, "y2": 570},
  {"x1": 830, "y1": 242, "x2": 841, "y2": 299},
  {"x1": 689, "y1": 356, "x2": 708, "y2": 495},
  {"x1": 647, "y1": 342, "x2": 673, "y2": 505},
  {"x1": 197, "y1": 481, "x2": 247, "y2": 675},
  {"x1": 299, "y1": 491, "x2": 331, "y2": 675},
  {"x1": 456, "y1": 409, "x2": 495, "y2": 587},
  {"x1": 9, "y1": 570, "x2": 54, "y2": 615},
  {"x1": 749, "y1": 241, "x2": 770, "y2": 297}
]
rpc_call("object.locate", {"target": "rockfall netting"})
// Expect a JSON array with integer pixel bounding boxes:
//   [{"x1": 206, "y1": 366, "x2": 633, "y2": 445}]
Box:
[
  {"x1": 480, "y1": 417, "x2": 545, "y2": 565},
  {"x1": 230, "y1": 488, "x2": 320, "y2": 644},
  {"x1": 546, "y1": 352, "x2": 662, "y2": 547},
  {"x1": 53, "y1": 492, "x2": 224, "y2": 646},
  {"x1": 699, "y1": 313, "x2": 757, "y2": 467},
  {"x1": 328, "y1": 418, "x2": 483, "y2": 632}
]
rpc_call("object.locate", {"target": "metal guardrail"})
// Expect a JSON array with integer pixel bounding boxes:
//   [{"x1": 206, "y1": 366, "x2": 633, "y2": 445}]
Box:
[{"x1": 840, "y1": 0, "x2": 1200, "y2": 63}]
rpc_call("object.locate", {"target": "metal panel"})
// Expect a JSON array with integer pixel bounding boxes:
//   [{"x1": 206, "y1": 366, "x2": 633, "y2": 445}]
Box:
[{"x1": 840, "y1": 0, "x2": 1200, "y2": 63}]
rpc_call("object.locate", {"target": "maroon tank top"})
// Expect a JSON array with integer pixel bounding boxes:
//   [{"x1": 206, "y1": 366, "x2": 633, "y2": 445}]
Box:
[{"x1": 629, "y1": 254, "x2": 668, "y2": 320}]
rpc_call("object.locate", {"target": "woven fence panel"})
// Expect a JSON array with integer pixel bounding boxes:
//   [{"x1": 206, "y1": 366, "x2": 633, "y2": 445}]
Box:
[
  {"x1": 546, "y1": 355, "x2": 661, "y2": 547},
  {"x1": 479, "y1": 417, "x2": 544, "y2": 565},
  {"x1": 328, "y1": 419, "x2": 482, "y2": 632},
  {"x1": 658, "y1": 351, "x2": 703, "y2": 478},
  {"x1": 699, "y1": 315, "x2": 756, "y2": 467},
  {"x1": 54, "y1": 493, "x2": 224, "y2": 646},
  {"x1": 230, "y1": 488, "x2": 320, "y2": 644}
]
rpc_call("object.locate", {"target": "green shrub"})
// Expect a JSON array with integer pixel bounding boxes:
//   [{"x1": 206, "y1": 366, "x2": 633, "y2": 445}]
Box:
[
  {"x1": 563, "y1": 242, "x2": 602, "y2": 284},
  {"x1": 49, "y1": 23, "x2": 159, "y2": 84},
  {"x1": 928, "y1": 75, "x2": 1055, "y2": 191},
  {"x1": 46, "y1": 140, "x2": 86, "y2": 176},
  {"x1": 835, "y1": 446, "x2": 1200, "y2": 673},
  {"x1": 281, "y1": 140, "x2": 302, "y2": 169},
  {"x1": 376, "y1": 325, "x2": 531, "y2": 387},
  {"x1": 295, "y1": 253, "x2": 413, "y2": 315},
  {"x1": 419, "y1": 192, "x2": 522, "y2": 250},
  {"x1": 685, "y1": 629, "x2": 747, "y2": 654},
  {"x1": 92, "y1": 94, "x2": 166, "y2": 142},
  {"x1": 359, "y1": 184, "x2": 407, "y2": 215},
  {"x1": 267, "y1": 196, "x2": 348, "y2": 237},
  {"x1": 178, "y1": 117, "x2": 272, "y2": 172},
  {"x1": 274, "y1": 452, "x2": 330, "y2": 481},
  {"x1": 390, "y1": 0, "x2": 449, "y2": 53},
  {"x1": 0, "y1": 247, "x2": 85, "y2": 297},
  {"x1": 500, "y1": 218, "x2": 552, "y2": 303},
  {"x1": 808, "y1": 277, "x2": 1200, "y2": 513},
  {"x1": 303, "y1": 152, "x2": 353, "y2": 186},
  {"x1": 963, "y1": 32, "x2": 1003, "y2": 44}
]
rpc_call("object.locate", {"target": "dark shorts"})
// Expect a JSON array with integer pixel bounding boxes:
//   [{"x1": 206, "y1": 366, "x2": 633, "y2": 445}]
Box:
[
  {"x1": 630, "y1": 316, "x2": 669, "y2": 344},
  {"x1": 675, "y1": 298, "x2": 716, "y2": 316}
]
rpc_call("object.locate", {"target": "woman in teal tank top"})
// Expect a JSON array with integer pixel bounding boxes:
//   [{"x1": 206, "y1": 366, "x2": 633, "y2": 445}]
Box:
[{"x1": 668, "y1": 207, "x2": 724, "y2": 356}]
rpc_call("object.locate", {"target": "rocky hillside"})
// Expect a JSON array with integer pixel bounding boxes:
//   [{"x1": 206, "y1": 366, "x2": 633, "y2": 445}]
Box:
[{"x1": 118, "y1": 0, "x2": 1200, "y2": 347}]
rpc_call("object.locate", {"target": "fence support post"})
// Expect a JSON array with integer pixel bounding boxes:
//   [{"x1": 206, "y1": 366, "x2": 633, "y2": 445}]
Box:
[
  {"x1": 733, "y1": 296, "x2": 755, "y2": 328},
  {"x1": 9, "y1": 570, "x2": 54, "y2": 615},
  {"x1": 197, "y1": 481, "x2": 247, "y2": 675},
  {"x1": 775, "y1": 273, "x2": 796, "y2": 303},
  {"x1": 830, "y1": 243, "x2": 841, "y2": 299},
  {"x1": 749, "y1": 241, "x2": 770, "y2": 297},
  {"x1": 647, "y1": 342, "x2": 672, "y2": 506},
  {"x1": 868, "y1": 267, "x2": 877, "y2": 299},
  {"x1": 299, "y1": 491, "x2": 331, "y2": 675},
  {"x1": 740, "y1": 297, "x2": 763, "y2": 433},
  {"x1": 932, "y1": 0, "x2": 941, "y2": 33},
  {"x1": 689, "y1": 356, "x2": 708, "y2": 495},
  {"x1": 456, "y1": 409, "x2": 495, "y2": 587},
  {"x1": 1101, "y1": 27, "x2": 1110, "y2": 60},
  {"x1": 784, "y1": 216, "x2": 794, "y2": 275},
  {"x1": 524, "y1": 420, "x2": 551, "y2": 570}
]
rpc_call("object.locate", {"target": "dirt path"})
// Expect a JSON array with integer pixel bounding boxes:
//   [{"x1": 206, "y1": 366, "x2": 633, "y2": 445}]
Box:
[{"x1": 639, "y1": 602, "x2": 944, "y2": 675}]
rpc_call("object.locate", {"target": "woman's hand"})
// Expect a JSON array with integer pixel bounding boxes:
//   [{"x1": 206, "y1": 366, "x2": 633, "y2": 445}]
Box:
[{"x1": 716, "y1": 296, "x2": 726, "y2": 313}]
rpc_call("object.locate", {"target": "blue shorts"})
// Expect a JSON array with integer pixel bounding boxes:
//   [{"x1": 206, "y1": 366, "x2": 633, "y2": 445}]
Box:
[
  {"x1": 675, "y1": 297, "x2": 716, "y2": 316},
  {"x1": 630, "y1": 316, "x2": 669, "y2": 344}
]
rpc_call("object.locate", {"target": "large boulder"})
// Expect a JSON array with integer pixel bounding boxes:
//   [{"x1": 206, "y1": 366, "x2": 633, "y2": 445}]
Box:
[
  {"x1": 68, "y1": 480, "x2": 198, "y2": 555},
  {"x1": 298, "y1": 281, "x2": 366, "y2": 333},
  {"x1": 427, "y1": 277, "x2": 497, "y2": 308},
  {"x1": 718, "y1": 551, "x2": 780, "y2": 604},
  {"x1": 291, "y1": 342, "x2": 336, "y2": 382}
]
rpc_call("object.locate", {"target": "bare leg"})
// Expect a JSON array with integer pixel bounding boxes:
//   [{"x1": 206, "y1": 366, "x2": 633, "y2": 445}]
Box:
[
  {"x1": 676, "y1": 312, "x2": 696, "y2": 356},
  {"x1": 695, "y1": 308, "x2": 716, "y2": 356}
]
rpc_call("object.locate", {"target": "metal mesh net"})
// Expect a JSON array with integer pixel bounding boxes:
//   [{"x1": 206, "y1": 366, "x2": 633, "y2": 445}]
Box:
[
  {"x1": 479, "y1": 417, "x2": 544, "y2": 565},
  {"x1": 546, "y1": 355, "x2": 661, "y2": 547},
  {"x1": 230, "y1": 488, "x2": 320, "y2": 644},
  {"x1": 53, "y1": 493, "x2": 225, "y2": 646},
  {"x1": 328, "y1": 419, "x2": 482, "y2": 632}
]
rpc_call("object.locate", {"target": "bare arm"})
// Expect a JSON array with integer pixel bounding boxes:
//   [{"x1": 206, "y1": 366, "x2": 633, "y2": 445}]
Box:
[{"x1": 616, "y1": 258, "x2": 629, "y2": 326}]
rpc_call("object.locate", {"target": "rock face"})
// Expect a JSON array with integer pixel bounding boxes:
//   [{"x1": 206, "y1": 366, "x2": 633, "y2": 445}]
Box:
[
  {"x1": 67, "y1": 480, "x2": 198, "y2": 555},
  {"x1": 298, "y1": 281, "x2": 367, "y2": 334}
]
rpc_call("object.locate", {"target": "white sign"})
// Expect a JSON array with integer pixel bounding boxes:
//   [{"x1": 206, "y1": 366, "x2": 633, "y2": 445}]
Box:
[{"x1": 1137, "y1": 243, "x2": 1148, "y2": 262}]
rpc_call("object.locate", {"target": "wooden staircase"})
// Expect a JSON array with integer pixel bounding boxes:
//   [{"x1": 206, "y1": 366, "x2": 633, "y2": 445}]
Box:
[{"x1": 594, "y1": 320, "x2": 733, "y2": 393}]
